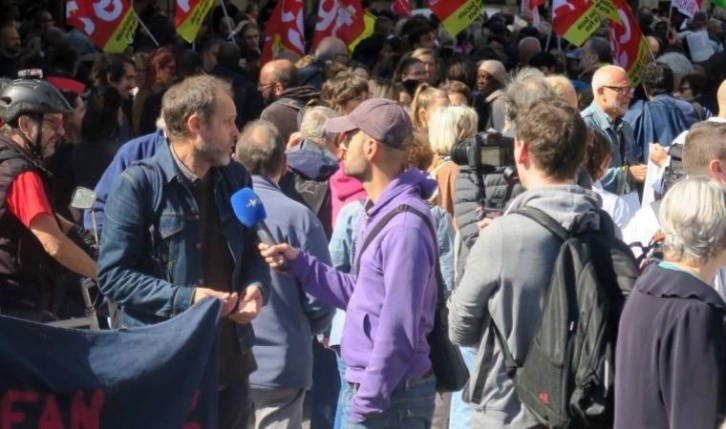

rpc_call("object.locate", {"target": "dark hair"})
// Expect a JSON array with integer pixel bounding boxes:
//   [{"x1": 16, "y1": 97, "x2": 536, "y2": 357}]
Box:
[
  {"x1": 217, "y1": 42, "x2": 241, "y2": 68},
  {"x1": 584, "y1": 127, "x2": 612, "y2": 180},
  {"x1": 177, "y1": 50, "x2": 203, "y2": 79},
  {"x1": 394, "y1": 57, "x2": 424, "y2": 82},
  {"x1": 407, "y1": 24, "x2": 435, "y2": 47},
  {"x1": 199, "y1": 37, "x2": 224, "y2": 54},
  {"x1": 642, "y1": 62, "x2": 674, "y2": 96},
  {"x1": 587, "y1": 37, "x2": 613, "y2": 64},
  {"x1": 515, "y1": 97, "x2": 587, "y2": 180},
  {"x1": 444, "y1": 56, "x2": 477, "y2": 89},
  {"x1": 47, "y1": 44, "x2": 79, "y2": 78},
  {"x1": 81, "y1": 86, "x2": 122, "y2": 141},
  {"x1": 679, "y1": 72, "x2": 707, "y2": 96},
  {"x1": 529, "y1": 52, "x2": 558, "y2": 70},
  {"x1": 439, "y1": 80, "x2": 471, "y2": 102},
  {"x1": 162, "y1": 75, "x2": 232, "y2": 140},
  {"x1": 91, "y1": 54, "x2": 135, "y2": 88}
]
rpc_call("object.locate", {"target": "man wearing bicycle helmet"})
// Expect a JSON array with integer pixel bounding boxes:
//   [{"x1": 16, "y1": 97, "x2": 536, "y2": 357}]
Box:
[{"x1": 0, "y1": 78, "x2": 97, "y2": 321}]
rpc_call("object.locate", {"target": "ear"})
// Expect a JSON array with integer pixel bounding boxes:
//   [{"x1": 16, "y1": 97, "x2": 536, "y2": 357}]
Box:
[
  {"x1": 17, "y1": 115, "x2": 33, "y2": 134},
  {"x1": 106, "y1": 72, "x2": 115, "y2": 85},
  {"x1": 364, "y1": 137, "x2": 379, "y2": 161},
  {"x1": 708, "y1": 159, "x2": 726, "y2": 183},
  {"x1": 515, "y1": 138, "x2": 529, "y2": 166},
  {"x1": 334, "y1": 133, "x2": 347, "y2": 160},
  {"x1": 417, "y1": 107, "x2": 427, "y2": 126},
  {"x1": 280, "y1": 154, "x2": 288, "y2": 177},
  {"x1": 187, "y1": 113, "x2": 202, "y2": 137}
]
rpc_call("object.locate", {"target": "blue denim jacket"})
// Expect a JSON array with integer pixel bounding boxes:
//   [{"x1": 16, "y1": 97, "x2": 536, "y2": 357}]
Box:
[{"x1": 97, "y1": 141, "x2": 270, "y2": 351}]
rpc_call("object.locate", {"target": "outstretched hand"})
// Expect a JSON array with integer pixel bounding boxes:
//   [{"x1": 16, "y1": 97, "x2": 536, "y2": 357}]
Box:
[{"x1": 259, "y1": 242, "x2": 299, "y2": 271}]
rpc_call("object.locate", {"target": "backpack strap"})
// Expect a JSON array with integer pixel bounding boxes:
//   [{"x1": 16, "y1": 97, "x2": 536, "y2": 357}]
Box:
[
  {"x1": 509, "y1": 207, "x2": 569, "y2": 241},
  {"x1": 353, "y1": 204, "x2": 446, "y2": 305}
]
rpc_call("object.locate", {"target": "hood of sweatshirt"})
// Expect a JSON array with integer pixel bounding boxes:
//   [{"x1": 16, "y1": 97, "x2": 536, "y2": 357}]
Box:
[
  {"x1": 506, "y1": 184, "x2": 604, "y2": 232},
  {"x1": 287, "y1": 140, "x2": 339, "y2": 181},
  {"x1": 278, "y1": 85, "x2": 320, "y2": 103},
  {"x1": 367, "y1": 168, "x2": 438, "y2": 217}
]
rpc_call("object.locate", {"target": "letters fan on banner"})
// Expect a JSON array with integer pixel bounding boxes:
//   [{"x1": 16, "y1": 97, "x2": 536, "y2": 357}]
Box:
[{"x1": 66, "y1": 0, "x2": 137, "y2": 53}]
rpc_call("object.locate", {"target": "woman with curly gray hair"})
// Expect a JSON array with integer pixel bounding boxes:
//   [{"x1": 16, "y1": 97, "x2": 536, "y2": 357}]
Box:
[{"x1": 615, "y1": 175, "x2": 726, "y2": 429}]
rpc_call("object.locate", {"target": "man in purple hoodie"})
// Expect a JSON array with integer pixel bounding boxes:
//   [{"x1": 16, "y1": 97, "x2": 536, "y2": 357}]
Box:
[{"x1": 259, "y1": 98, "x2": 439, "y2": 427}]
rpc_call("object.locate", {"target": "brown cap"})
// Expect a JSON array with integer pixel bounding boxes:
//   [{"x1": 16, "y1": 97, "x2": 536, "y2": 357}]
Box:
[{"x1": 324, "y1": 98, "x2": 412, "y2": 149}]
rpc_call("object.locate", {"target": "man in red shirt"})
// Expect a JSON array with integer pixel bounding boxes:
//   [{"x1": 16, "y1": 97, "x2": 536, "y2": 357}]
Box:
[{"x1": 0, "y1": 79, "x2": 96, "y2": 321}]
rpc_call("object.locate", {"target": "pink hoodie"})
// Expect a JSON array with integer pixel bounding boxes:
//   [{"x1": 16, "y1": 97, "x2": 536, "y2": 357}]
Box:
[{"x1": 329, "y1": 162, "x2": 367, "y2": 225}]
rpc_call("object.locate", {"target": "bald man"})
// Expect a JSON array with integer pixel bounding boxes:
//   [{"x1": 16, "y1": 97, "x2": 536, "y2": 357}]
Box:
[
  {"x1": 582, "y1": 65, "x2": 646, "y2": 195},
  {"x1": 259, "y1": 59, "x2": 320, "y2": 143},
  {"x1": 545, "y1": 75, "x2": 579, "y2": 108},
  {"x1": 299, "y1": 37, "x2": 349, "y2": 90}
]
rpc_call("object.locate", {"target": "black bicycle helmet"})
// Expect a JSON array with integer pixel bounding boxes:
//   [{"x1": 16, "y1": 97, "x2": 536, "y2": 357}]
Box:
[{"x1": 0, "y1": 79, "x2": 72, "y2": 123}]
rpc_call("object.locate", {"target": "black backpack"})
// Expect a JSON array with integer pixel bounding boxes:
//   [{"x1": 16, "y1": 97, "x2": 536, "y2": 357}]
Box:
[{"x1": 493, "y1": 207, "x2": 638, "y2": 428}]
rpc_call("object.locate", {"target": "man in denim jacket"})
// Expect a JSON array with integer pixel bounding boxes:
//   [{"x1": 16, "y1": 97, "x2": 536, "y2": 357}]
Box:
[{"x1": 97, "y1": 75, "x2": 270, "y2": 429}]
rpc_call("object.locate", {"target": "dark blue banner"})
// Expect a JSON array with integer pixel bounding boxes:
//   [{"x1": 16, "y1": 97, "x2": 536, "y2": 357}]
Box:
[{"x1": 0, "y1": 299, "x2": 221, "y2": 429}]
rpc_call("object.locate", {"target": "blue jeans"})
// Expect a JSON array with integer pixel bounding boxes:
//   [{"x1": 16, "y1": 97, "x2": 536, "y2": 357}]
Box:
[
  {"x1": 333, "y1": 347, "x2": 349, "y2": 429},
  {"x1": 449, "y1": 346, "x2": 478, "y2": 429},
  {"x1": 343, "y1": 374, "x2": 436, "y2": 429}
]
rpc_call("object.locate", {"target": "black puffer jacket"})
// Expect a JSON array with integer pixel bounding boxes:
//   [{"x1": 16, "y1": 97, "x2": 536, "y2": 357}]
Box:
[{"x1": 454, "y1": 166, "x2": 523, "y2": 283}]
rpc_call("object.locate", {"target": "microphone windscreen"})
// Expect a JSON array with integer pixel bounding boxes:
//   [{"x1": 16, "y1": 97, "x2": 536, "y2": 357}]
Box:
[{"x1": 230, "y1": 187, "x2": 267, "y2": 227}]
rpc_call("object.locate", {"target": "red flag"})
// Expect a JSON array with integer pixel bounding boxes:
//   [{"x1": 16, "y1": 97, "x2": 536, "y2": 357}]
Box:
[
  {"x1": 392, "y1": 0, "x2": 412, "y2": 17},
  {"x1": 66, "y1": 0, "x2": 137, "y2": 53},
  {"x1": 261, "y1": 0, "x2": 306, "y2": 64},
  {"x1": 608, "y1": 0, "x2": 651, "y2": 85},
  {"x1": 312, "y1": 0, "x2": 366, "y2": 50}
]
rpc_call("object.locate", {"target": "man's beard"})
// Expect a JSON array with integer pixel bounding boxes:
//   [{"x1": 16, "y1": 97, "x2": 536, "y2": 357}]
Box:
[{"x1": 263, "y1": 91, "x2": 277, "y2": 107}]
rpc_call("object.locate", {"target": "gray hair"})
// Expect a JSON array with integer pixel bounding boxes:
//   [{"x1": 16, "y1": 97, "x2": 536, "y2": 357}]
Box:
[
  {"x1": 657, "y1": 52, "x2": 694, "y2": 87},
  {"x1": 503, "y1": 67, "x2": 556, "y2": 122},
  {"x1": 428, "y1": 105, "x2": 478, "y2": 156},
  {"x1": 660, "y1": 176, "x2": 726, "y2": 264},
  {"x1": 235, "y1": 120, "x2": 285, "y2": 177},
  {"x1": 299, "y1": 106, "x2": 337, "y2": 140}
]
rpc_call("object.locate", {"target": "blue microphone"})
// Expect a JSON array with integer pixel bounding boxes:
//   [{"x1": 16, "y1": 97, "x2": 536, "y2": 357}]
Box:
[{"x1": 230, "y1": 187, "x2": 277, "y2": 245}]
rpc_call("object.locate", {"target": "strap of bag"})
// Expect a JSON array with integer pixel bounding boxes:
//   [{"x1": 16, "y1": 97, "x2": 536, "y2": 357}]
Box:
[
  {"x1": 354, "y1": 204, "x2": 445, "y2": 308},
  {"x1": 489, "y1": 206, "x2": 569, "y2": 374}
]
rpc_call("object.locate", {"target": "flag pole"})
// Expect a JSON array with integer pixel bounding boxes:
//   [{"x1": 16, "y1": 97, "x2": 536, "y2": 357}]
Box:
[
  {"x1": 130, "y1": 1, "x2": 160, "y2": 47},
  {"x1": 217, "y1": 0, "x2": 235, "y2": 40}
]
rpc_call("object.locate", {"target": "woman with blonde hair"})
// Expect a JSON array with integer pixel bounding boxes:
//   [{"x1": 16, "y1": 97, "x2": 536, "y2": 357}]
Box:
[
  {"x1": 321, "y1": 71, "x2": 369, "y2": 115},
  {"x1": 410, "y1": 47, "x2": 439, "y2": 85},
  {"x1": 410, "y1": 83, "x2": 449, "y2": 133},
  {"x1": 428, "y1": 105, "x2": 478, "y2": 216}
]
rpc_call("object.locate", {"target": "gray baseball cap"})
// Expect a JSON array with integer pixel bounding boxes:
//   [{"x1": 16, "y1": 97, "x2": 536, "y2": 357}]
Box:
[{"x1": 324, "y1": 98, "x2": 412, "y2": 149}]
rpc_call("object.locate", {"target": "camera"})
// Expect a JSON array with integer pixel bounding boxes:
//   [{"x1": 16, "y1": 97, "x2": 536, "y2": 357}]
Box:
[
  {"x1": 450, "y1": 132, "x2": 515, "y2": 175},
  {"x1": 450, "y1": 131, "x2": 520, "y2": 219}
]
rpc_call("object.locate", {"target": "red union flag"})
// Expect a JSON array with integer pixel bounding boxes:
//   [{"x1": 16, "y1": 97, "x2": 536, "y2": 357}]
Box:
[
  {"x1": 312, "y1": 0, "x2": 365, "y2": 50},
  {"x1": 392, "y1": 0, "x2": 412, "y2": 17},
  {"x1": 66, "y1": 0, "x2": 137, "y2": 53},
  {"x1": 261, "y1": 0, "x2": 306, "y2": 64},
  {"x1": 175, "y1": 0, "x2": 214, "y2": 43},
  {"x1": 552, "y1": 0, "x2": 600, "y2": 46},
  {"x1": 609, "y1": 0, "x2": 650, "y2": 85},
  {"x1": 429, "y1": 0, "x2": 483, "y2": 37}
]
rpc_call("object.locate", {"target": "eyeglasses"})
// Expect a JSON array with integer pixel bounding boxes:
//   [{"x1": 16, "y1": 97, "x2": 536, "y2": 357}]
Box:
[
  {"x1": 257, "y1": 82, "x2": 275, "y2": 91},
  {"x1": 42, "y1": 117, "x2": 64, "y2": 131},
  {"x1": 603, "y1": 86, "x2": 634, "y2": 96}
]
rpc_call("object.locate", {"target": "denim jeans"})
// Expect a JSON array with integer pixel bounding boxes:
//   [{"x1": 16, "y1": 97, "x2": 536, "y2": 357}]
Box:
[
  {"x1": 343, "y1": 374, "x2": 436, "y2": 429},
  {"x1": 449, "y1": 346, "x2": 478, "y2": 429},
  {"x1": 333, "y1": 347, "x2": 350, "y2": 429},
  {"x1": 309, "y1": 339, "x2": 340, "y2": 429}
]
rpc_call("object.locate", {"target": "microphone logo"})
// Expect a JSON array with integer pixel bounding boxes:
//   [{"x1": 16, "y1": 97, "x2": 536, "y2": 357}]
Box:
[{"x1": 246, "y1": 198, "x2": 260, "y2": 208}]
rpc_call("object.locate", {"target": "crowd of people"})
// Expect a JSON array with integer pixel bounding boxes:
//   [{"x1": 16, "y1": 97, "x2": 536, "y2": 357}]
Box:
[{"x1": 3, "y1": 0, "x2": 726, "y2": 428}]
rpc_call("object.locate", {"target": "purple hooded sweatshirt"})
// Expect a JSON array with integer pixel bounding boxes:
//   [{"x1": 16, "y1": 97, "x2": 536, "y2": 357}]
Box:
[{"x1": 289, "y1": 168, "x2": 439, "y2": 422}]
